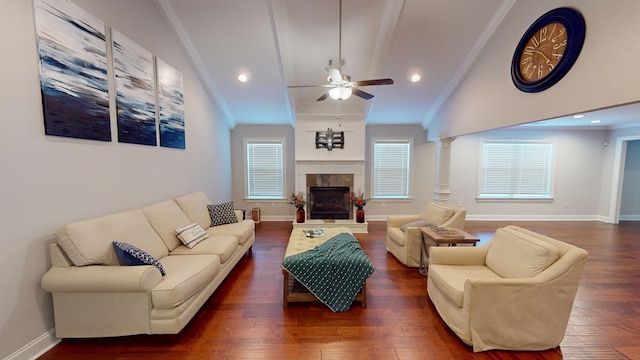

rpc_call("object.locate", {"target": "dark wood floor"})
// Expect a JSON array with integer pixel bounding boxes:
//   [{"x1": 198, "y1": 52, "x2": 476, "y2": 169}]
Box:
[{"x1": 39, "y1": 220, "x2": 640, "y2": 360}]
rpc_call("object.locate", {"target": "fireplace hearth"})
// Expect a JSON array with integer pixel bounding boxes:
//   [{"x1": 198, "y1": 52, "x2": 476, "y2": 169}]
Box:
[{"x1": 309, "y1": 186, "x2": 350, "y2": 220}]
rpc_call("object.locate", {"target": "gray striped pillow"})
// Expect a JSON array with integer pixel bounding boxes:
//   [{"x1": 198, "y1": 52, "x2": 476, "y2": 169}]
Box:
[{"x1": 175, "y1": 223, "x2": 210, "y2": 248}]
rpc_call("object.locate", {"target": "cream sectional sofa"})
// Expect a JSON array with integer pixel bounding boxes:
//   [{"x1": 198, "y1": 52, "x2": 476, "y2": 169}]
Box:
[
  {"x1": 427, "y1": 225, "x2": 588, "y2": 352},
  {"x1": 41, "y1": 191, "x2": 255, "y2": 338}
]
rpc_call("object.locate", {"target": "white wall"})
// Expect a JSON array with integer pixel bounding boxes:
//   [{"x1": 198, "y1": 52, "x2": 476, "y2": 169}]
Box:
[
  {"x1": 448, "y1": 128, "x2": 610, "y2": 220},
  {"x1": 429, "y1": 0, "x2": 640, "y2": 140},
  {"x1": 364, "y1": 125, "x2": 435, "y2": 219},
  {"x1": 0, "y1": 0, "x2": 231, "y2": 358},
  {"x1": 620, "y1": 140, "x2": 640, "y2": 219},
  {"x1": 230, "y1": 124, "x2": 295, "y2": 220}
]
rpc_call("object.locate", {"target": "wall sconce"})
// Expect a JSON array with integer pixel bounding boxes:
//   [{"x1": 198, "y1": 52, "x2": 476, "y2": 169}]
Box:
[{"x1": 315, "y1": 128, "x2": 344, "y2": 151}]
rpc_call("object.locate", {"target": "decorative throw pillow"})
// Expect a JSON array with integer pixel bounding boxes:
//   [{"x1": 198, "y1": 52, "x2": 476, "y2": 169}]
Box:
[
  {"x1": 400, "y1": 220, "x2": 431, "y2": 232},
  {"x1": 207, "y1": 201, "x2": 238, "y2": 227},
  {"x1": 112, "y1": 241, "x2": 166, "y2": 276},
  {"x1": 175, "y1": 223, "x2": 210, "y2": 248}
]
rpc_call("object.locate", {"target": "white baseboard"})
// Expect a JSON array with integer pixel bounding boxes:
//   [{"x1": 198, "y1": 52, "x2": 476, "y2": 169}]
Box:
[
  {"x1": 466, "y1": 214, "x2": 602, "y2": 221},
  {"x1": 620, "y1": 214, "x2": 640, "y2": 221},
  {"x1": 5, "y1": 328, "x2": 59, "y2": 360},
  {"x1": 260, "y1": 214, "x2": 615, "y2": 222}
]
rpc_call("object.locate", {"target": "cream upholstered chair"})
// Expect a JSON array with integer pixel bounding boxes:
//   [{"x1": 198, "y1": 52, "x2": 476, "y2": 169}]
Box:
[
  {"x1": 386, "y1": 202, "x2": 466, "y2": 267},
  {"x1": 427, "y1": 225, "x2": 588, "y2": 352}
]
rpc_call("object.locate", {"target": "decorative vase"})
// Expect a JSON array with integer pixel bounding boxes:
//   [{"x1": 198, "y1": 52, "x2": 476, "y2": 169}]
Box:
[
  {"x1": 296, "y1": 207, "x2": 305, "y2": 223},
  {"x1": 356, "y1": 207, "x2": 365, "y2": 223}
]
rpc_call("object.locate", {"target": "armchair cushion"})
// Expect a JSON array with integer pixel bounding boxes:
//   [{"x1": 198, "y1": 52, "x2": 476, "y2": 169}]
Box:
[
  {"x1": 420, "y1": 202, "x2": 454, "y2": 225},
  {"x1": 428, "y1": 265, "x2": 500, "y2": 307},
  {"x1": 485, "y1": 228, "x2": 559, "y2": 278}
]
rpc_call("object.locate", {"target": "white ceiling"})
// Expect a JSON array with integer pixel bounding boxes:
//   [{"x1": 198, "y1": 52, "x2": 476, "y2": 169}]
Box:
[{"x1": 155, "y1": 0, "x2": 640, "y2": 130}]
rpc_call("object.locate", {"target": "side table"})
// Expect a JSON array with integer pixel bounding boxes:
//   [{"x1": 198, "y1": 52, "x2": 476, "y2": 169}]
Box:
[{"x1": 418, "y1": 227, "x2": 479, "y2": 275}]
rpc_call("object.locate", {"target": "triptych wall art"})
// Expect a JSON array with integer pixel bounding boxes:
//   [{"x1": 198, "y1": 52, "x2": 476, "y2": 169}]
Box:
[{"x1": 33, "y1": 0, "x2": 186, "y2": 149}]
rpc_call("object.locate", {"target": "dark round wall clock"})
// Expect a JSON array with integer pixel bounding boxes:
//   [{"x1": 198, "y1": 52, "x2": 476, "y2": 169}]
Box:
[{"x1": 511, "y1": 7, "x2": 586, "y2": 93}]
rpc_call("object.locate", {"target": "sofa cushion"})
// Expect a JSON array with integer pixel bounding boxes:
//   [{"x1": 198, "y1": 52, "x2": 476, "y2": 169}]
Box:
[
  {"x1": 206, "y1": 220, "x2": 255, "y2": 245},
  {"x1": 420, "y1": 203, "x2": 454, "y2": 226},
  {"x1": 170, "y1": 236, "x2": 239, "y2": 264},
  {"x1": 428, "y1": 265, "x2": 501, "y2": 307},
  {"x1": 174, "y1": 191, "x2": 213, "y2": 229},
  {"x1": 152, "y1": 254, "x2": 221, "y2": 309},
  {"x1": 143, "y1": 200, "x2": 193, "y2": 251},
  {"x1": 486, "y1": 228, "x2": 560, "y2": 279},
  {"x1": 56, "y1": 209, "x2": 169, "y2": 266},
  {"x1": 175, "y1": 223, "x2": 210, "y2": 248},
  {"x1": 207, "y1": 201, "x2": 238, "y2": 227},
  {"x1": 113, "y1": 241, "x2": 166, "y2": 276}
]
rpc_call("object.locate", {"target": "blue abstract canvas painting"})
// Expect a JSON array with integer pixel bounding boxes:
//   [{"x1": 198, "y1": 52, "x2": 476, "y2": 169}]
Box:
[
  {"x1": 34, "y1": 0, "x2": 111, "y2": 141},
  {"x1": 112, "y1": 30, "x2": 157, "y2": 146},
  {"x1": 157, "y1": 58, "x2": 185, "y2": 149}
]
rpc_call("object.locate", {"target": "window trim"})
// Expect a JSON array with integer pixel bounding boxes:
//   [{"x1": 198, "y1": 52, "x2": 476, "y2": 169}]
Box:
[
  {"x1": 477, "y1": 138, "x2": 555, "y2": 202},
  {"x1": 371, "y1": 137, "x2": 412, "y2": 200},
  {"x1": 244, "y1": 138, "x2": 286, "y2": 201}
]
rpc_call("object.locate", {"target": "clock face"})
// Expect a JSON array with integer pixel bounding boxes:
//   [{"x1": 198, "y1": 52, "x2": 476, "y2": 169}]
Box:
[
  {"x1": 518, "y1": 22, "x2": 567, "y2": 82},
  {"x1": 511, "y1": 7, "x2": 585, "y2": 93}
]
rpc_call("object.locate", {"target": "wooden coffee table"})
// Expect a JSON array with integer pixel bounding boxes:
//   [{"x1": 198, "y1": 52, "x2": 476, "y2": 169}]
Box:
[{"x1": 418, "y1": 227, "x2": 479, "y2": 275}]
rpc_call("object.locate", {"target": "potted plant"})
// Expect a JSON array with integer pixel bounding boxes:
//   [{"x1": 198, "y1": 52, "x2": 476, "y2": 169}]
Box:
[
  {"x1": 350, "y1": 192, "x2": 369, "y2": 223},
  {"x1": 289, "y1": 192, "x2": 306, "y2": 223}
]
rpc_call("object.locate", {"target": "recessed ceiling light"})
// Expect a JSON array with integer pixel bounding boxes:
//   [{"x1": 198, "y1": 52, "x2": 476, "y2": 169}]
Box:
[
  {"x1": 573, "y1": 114, "x2": 584, "y2": 119},
  {"x1": 410, "y1": 74, "x2": 421, "y2": 82},
  {"x1": 237, "y1": 74, "x2": 248, "y2": 83},
  {"x1": 590, "y1": 120, "x2": 601, "y2": 124}
]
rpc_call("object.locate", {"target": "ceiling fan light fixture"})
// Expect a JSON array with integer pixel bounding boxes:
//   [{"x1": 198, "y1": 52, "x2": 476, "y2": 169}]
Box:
[{"x1": 329, "y1": 87, "x2": 352, "y2": 100}]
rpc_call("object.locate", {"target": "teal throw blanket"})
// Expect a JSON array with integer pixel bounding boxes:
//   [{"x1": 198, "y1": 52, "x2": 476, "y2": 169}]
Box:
[{"x1": 282, "y1": 232, "x2": 375, "y2": 312}]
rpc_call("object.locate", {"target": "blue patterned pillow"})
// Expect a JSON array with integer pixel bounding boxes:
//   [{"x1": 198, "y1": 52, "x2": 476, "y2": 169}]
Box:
[
  {"x1": 207, "y1": 201, "x2": 238, "y2": 227},
  {"x1": 112, "y1": 241, "x2": 166, "y2": 276}
]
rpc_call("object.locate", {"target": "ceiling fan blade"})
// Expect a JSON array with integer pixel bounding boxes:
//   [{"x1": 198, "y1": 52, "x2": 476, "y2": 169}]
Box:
[
  {"x1": 353, "y1": 78, "x2": 394, "y2": 86},
  {"x1": 352, "y1": 88, "x2": 374, "y2": 100},
  {"x1": 316, "y1": 92, "x2": 330, "y2": 101},
  {"x1": 326, "y1": 67, "x2": 343, "y2": 83},
  {"x1": 287, "y1": 85, "x2": 333, "y2": 88}
]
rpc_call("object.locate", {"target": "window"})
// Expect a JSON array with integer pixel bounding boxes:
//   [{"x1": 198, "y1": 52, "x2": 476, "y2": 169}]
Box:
[
  {"x1": 372, "y1": 140, "x2": 411, "y2": 198},
  {"x1": 479, "y1": 140, "x2": 553, "y2": 199},
  {"x1": 245, "y1": 140, "x2": 284, "y2": 199}
]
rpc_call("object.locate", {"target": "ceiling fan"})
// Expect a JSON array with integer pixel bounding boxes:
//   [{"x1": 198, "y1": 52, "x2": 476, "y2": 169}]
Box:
[{"x1": 287, "y1": 0, "x2": 394, "y2": 101}]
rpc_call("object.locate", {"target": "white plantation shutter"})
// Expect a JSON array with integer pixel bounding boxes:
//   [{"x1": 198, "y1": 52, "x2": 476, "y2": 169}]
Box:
[
  {"x1": 479, "y1": 140, "x2": 553, "y2": 199},
  {"x1": 373, "y1": 141, "x2": 410, "y2": 198},
  {"x1": 246, "y1": 141, "x2": 284, "y2": 199}
]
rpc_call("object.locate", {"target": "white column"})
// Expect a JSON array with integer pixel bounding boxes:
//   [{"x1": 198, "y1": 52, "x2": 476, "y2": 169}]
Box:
[{"x1": 432, "y1": 137, "x2": 456, "y2": 203}]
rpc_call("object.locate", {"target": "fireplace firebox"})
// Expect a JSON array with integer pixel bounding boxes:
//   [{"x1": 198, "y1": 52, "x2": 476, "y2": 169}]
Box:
[{"x1": 309, "y1": 186, "x2": 350, "y2": 220}]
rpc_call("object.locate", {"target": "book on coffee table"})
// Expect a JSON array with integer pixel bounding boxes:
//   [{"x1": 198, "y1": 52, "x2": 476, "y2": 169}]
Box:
[{"x1": 303, "y1": 229, "x2": 325, "y2": 238}]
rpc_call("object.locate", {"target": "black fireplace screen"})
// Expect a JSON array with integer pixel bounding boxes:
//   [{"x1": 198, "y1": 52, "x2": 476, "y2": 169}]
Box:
[{"x1": 309, "y1": 186, "x2": 350, "y2": 219}]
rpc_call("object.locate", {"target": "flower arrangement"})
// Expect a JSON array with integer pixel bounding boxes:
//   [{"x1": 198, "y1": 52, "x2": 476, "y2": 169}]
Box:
[
  {"x1": 350, "y1": 192, "x2": 369, "y2": 209},
  {"x1": 289, "y1": 192, "x2": 306, "y2": 209}
]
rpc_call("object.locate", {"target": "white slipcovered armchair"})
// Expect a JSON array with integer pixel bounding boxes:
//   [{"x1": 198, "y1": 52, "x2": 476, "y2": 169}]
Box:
[
  {"x1": 386, "y1": 202, "x2": 466, "y2": 267},
  {"x1": 427, "y1": 225, "x2": 588, "y2": 352}
]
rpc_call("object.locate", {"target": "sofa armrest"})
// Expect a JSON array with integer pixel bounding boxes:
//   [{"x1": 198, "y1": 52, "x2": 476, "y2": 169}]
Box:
[
  {"x1": 41, "y1": 265, "x2": 162, "y2": 293},
  {"x1": 429, "y1": 245, "x2": 489, "y2": 266},
  {"x1": 464, "y1": 276, "x2": 580, "y2": 352},
  {"x1": 387, "y1": 215, "x2": 421, "y2": 228},
  {"x1": 234, "y1": 210, "x2": 244, "y2": 222}
]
